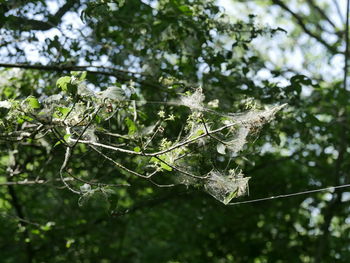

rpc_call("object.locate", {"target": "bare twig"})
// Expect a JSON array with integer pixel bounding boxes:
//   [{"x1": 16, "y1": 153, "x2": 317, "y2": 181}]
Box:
[
  {"x1": 70, "y1": 121, "x2": 238, "y2": 157},
  {"x1": 95, "y1": 130, "x2": 130, "y2": 140},
  {"x1": 200, "y1": 117, "x2": 227, "y2": 145},
  {"x1": 66, "y1": 170, "x2": 130, "y2": 187},
  {"x1": 0, "y1": 177, "x2": 74, "y2": 186},
  {"x1": 143, "y1": 120, "x2": 162, "y2": 150},
  {"x1": 59, "y1": 147, "x2": 80, "y2": 194},
  {"x1": 332, "y1": 0, "x2": 345, "y2": 24},
  {"x1": 148, "y1": 179, "x2": 176, "y2": 188},
  {"x1": 71, "y1": 105, "x2": 102, "y2": 148},
  {"x1": 0, "y1": 124, "x2": 44, "y2": 142},
  {"x1": 90, "y1": 146, "x2": 158, "y2": 179},
  {"x1": 0, "y1": 63, "x2": 162, "y2": 89},
  {"x1": 228, "y1": 183, "x2": 350, "y2": 205},
  {"x1": 51, "y1": 128, "x2": 70, "y2": 147},
  {"x1": 152, "y1": 155, "x2": 209, "y2": 180},
  {"x1": 0, "y1": 212, "x2": 41, "y2": 227},
  {"x1": 2, "y1": 0, "x2": 79, "y2": 31},
  {"x1": 306, "y1": 0, "x2": 336, "y2": 28},
  {"x1": 63, "y1": 100, "x2": 77, "y2": 124},
  {"x1": 272, "y1": 0, "x2": 339, "y2": 54}
]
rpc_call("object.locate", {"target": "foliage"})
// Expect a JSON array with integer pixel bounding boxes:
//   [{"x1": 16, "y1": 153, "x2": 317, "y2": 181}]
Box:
[{"x1": 1, "y1": 0, "x2": 349, "y2": 262}]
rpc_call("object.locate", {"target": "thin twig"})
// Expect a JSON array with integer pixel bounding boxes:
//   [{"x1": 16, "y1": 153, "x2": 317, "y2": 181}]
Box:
[
  {"x1": 71, "y1": 106, "x2": 102, "y2": 148},
  {"x1": 0, "y1": 212, "x2": 41, "y2": 227},
  {"x1": 71, "y1": 121, "x2": 238, "y2": 157},
  {"x1": 200, "y1": 117, "x2": 227, "y2": 145},
  {"x1": 59, "y1": 147, "x2": 80, "y2": 194},
  {"x1": 143, "y1": 120, "x2": 162, "y2": 150},
  {"x1": 148, "y1": 179, "x2": 176, "y2": 188},
  {"x1": 152, "y1": 155, "x2": 209, "y2": 180},
  {"x1": 51, "y1": 128, "x2": 69, "y2": 147},
  {"x1": 0, "y1": 63, "x2": 162, "y2": 89},
  {"x1": 306, "y1": 0, "x2": 336, "y2": 28},
  {"x1": 63, "y1": 100, "x2": 77, "y2": 124},
  {"x1": 95, "y1": 130, "x2": 130, "y2": 139},
  {"x1": 332, "y1": 0, "x2": 345, "y2": 24},
  {"x1": 0, "y1": 177, "x2": 74, "y2": 186},
  {"x1": 90, "y1": 146, "x2": 158, "y2": 179},
  {"x1": 273, "y1": 0, "x2": 339, "y2": 54},
  {"x1": 66, "y1": 170, "x2": 130, "y2": 187}
]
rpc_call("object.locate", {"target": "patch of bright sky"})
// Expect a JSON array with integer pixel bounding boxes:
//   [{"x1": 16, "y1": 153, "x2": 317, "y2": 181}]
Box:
[
  {"x1": 46, "y1": 0, "x2": 62, "y2": 13},
  {"x1": 217, "y1": 0, "x2": 347, "y2": 84},
  {"x1": 5, "y1": 0, "x2": 348, "y2": 92},
  {"x1": 24, "y1": 0, "x2": 87, "y2": 64},
  {"x1": 141, "y1": 0, "x2": 157, "y2": 8}
]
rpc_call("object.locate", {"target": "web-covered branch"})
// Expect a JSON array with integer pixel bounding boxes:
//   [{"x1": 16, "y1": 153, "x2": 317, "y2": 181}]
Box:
[{"x1": 0, "y1": 73, "x2": 286, "y2": 204}]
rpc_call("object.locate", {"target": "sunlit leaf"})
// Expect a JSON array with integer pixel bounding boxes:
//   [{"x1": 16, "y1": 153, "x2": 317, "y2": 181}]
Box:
[
  {"x1": 125, "y1": 117, "x2": 137, "y2": 135},
  {"x1": 56, "y1": 76, "x2": 71, "y2": 92},
  {"x1": 26, "y1": 97, "x2": 40, "y2": 109}
]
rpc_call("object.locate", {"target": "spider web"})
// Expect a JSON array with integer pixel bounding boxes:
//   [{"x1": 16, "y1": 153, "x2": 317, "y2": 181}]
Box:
[
  {"x1": 205, "y1": 170, "x2": 250, "y2": 205},
  {"x1": 175, "y1": 88, "x2": 285, "y2": 204}
]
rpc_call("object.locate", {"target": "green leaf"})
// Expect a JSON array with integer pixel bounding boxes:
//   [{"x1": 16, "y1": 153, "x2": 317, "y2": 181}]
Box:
[
  {"x1": 56, "y1": 76, "x2": 71, "y2": 92},
  {"x1": 17, "y1": 118, "x2": 24, "y2": 124},
  {"x1": 125, "y1": 117, "x2": 137, "y2": 135},
  {"x1": 150, "y1": 157, "x2": 158, "y2": 163},
  {"x1": 26, "y1": 97, "x2": 40, "y2": 109},
  {"x1": 134, "y1": 146, "x2": 141, "y2": 152},
  {"x1": 21, "y1": 115, "x2": 34, "y2": 121},
  {"x1": 80, "y1": 71, "x2": 87, "y2": 81},
  {"x1": 66, "y1": 238, "x2": 75, "y2": 248},
  {"x1": 223, "y1": 190, "x2": 238, "y2": 205},
  {"x1": 57, "y1": 76, "x2": 77, "y2": 96},
  {"x1": 57, "y1": 107, "x2": 70, "y2": 118},
  {"x1": 71, "y1": 71, "x2": 87, "y2": 81},
  {"x1": 196, "y1": 129, "x2": 205, "y2": 136},
  {"x1": 3, "y1": 87, "x2": 14, "y2": 98},
  {"x1": 53, "y1": 140, "x2": 62, "y2": 148},
  {"x1": 178, "y1": 5, "x2": 192, "y2": 15},
  {"x1": 150, "y1": 156, "x2": 173, "y2": 171},
  {"x1": 160, "y1": 162, "x2": 173, "y2": 171},
  {"x1": 40, "y1": 222, "x2": 55, "y2": 231},
  {"x1": 63, "y1": 134, "x2": 71, "y2": 142},
  {"x1": 31, "y1": 229, "x2": 40, "y2": 235}
]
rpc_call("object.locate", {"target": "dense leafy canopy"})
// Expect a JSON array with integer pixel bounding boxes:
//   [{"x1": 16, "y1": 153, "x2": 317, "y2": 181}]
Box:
[{"x1": 1, "y1": 0, "x2": 350, "y2": 262}]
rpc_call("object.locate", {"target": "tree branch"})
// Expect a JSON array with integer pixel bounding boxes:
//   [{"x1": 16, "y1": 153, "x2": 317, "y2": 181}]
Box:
[
  {"x1": 332, "y1": 0, "x2": 345, "y2": 25},
  {"x1": 0, "y1": 63, "x2": 162, "y2": 89},
  {"x1": 306, "y1": 0, "x2": 336, "y2": 28},
  {"x1": 2, "y1": 0, "x2": 80, "y2": 31},
  {"x1": 0, "y1": 177, "x2": 75, "y2": 186},
  {"x1": 272, "y1": 0, "x2": 339, "y2": 54},
  {"x1": 315, "y1": 0, "x2": 350, "y2": 260},
  {"x1": 315, "y1": 190, "x2": 342, "y2": 261},
  {"x1": 59, "y1": 146, "x2": 80, "y2": 194},
  {"x1": 7, "y1": 184, "x2": 34, "y2": 263},
  {"x1": 70, "y1": 121, "x2": 238, "y2": 157},
  {"x1": 89, "y1": 145, "x2": 159, "y2": 179}
]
